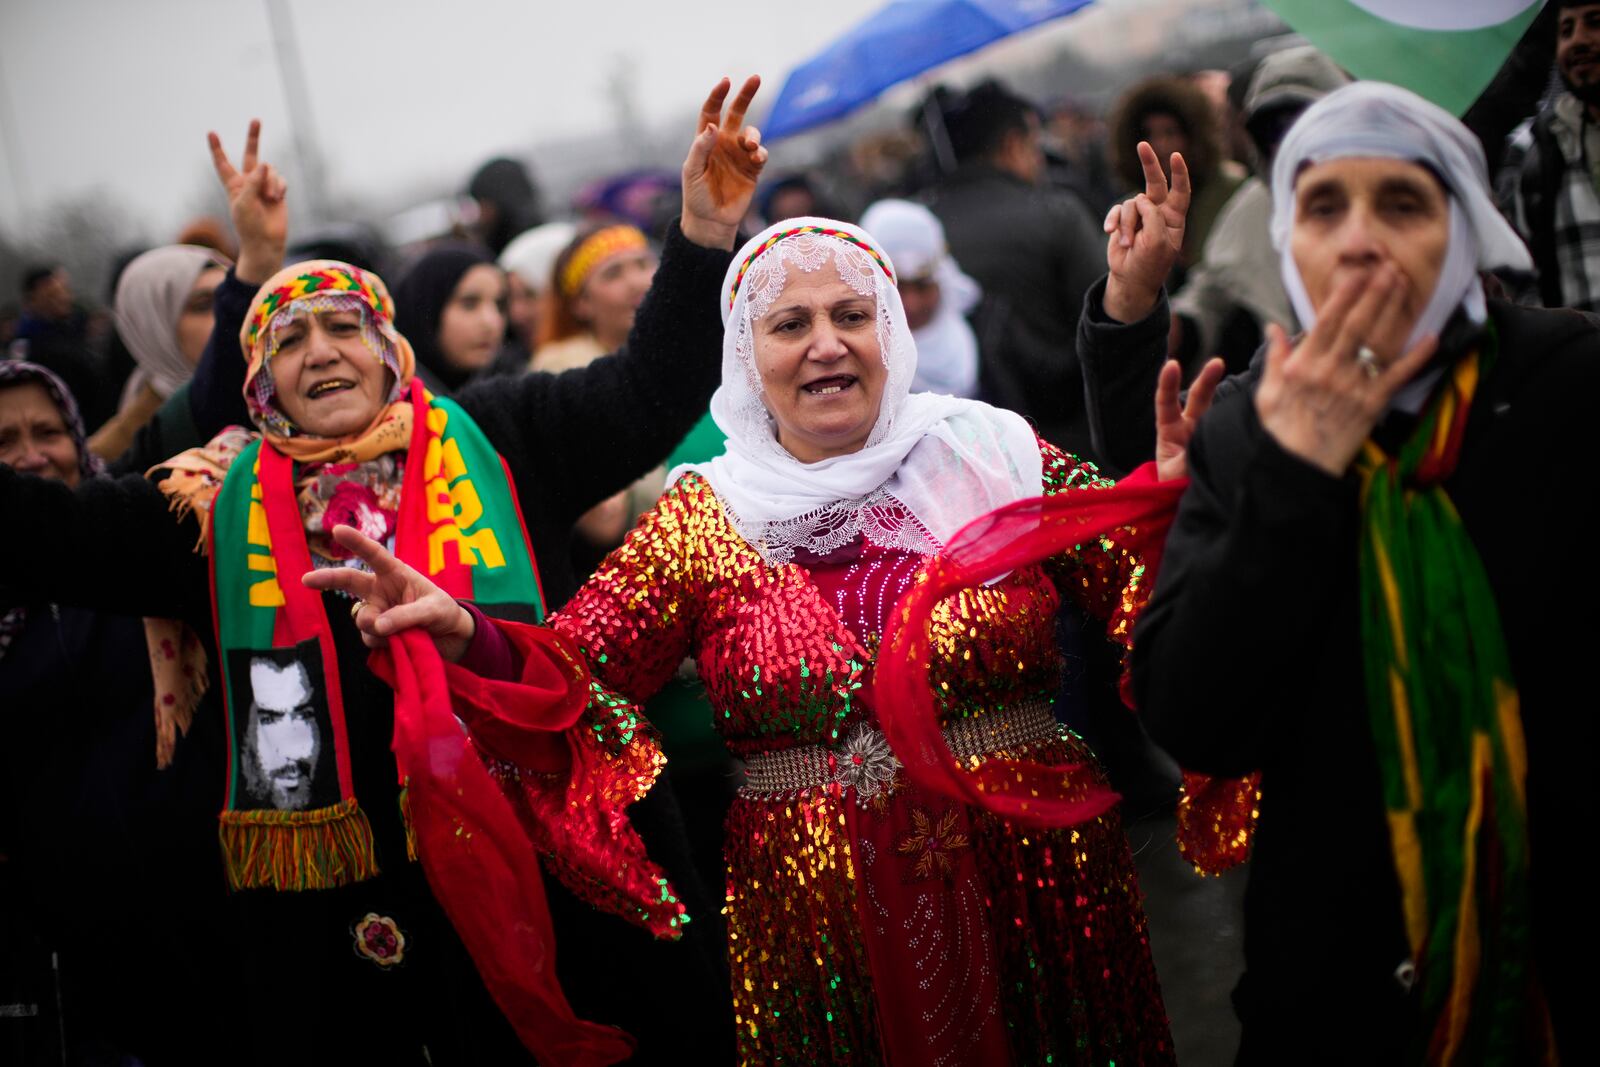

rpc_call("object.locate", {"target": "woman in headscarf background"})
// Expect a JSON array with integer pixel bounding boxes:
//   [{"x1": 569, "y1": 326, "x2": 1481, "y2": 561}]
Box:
[
  {"x1": 0, "y1": 361, "x2": 228, "y2": 1063},
  {"x1": 86, "y1": 244, "x2": 231, "y2": 463},
  {"x1": 531, "y1": 220, "x2": 657, "y2": 374},
  {"x1": 392, "y1": 243, "x2": 526, "y2": 394},
  {"x1": 323, "y1": 206, "x2": 1227, "y2": 1064},
  {"x1": 533, "y1": 221, "x2": 668, "y2": 557},
  {"x1": 499, "y1": 220, "x2": 577, "y2": 359},
  {"x1": 0, "y1": 76, "x2": 768, "y2": 1065},
  {"x1": 1088, "y1": 80, "x2": 1588, "y2": 1062},
  {"x1": 859, "y1": 198, "x2": 981, "y2": 397}
]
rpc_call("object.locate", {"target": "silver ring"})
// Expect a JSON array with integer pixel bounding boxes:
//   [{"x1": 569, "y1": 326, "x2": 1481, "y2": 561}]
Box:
[{"x1": 1356, "y1": 345, "x2": 1381, "y2": 379}]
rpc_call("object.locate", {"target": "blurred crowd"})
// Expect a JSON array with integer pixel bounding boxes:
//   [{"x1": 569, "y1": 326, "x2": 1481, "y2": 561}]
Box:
[{"x1": 1, "y1": 4, "x2": 1595, "y2": 1065}]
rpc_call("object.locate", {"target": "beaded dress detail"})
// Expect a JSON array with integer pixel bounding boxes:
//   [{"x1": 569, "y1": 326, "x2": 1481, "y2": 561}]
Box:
[{"x1": 551, "y1": 441, "x2": 1174, "y2": 1065}]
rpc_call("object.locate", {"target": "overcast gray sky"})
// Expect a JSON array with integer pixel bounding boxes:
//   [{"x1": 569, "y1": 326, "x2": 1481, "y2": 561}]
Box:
[
  {"x1": 0, "y1": 0, "x2": 1230, "y2": 249},
  {"x1": 0, "y1": 0, "x2": 923, "y2": 237}
]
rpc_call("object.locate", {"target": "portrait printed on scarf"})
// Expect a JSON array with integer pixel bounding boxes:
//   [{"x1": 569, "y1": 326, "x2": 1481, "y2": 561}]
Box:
[{"x1": 228, "y1": 640, "x2": 338, "y2": 811}]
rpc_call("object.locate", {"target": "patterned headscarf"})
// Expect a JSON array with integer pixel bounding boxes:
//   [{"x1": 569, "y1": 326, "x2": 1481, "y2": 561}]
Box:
[
  {"x1": 159, "y1": 259, "x2": 420, "y2": 548},
  {"x1": 241, "y1": 259, "x2": 415, "y2": 440},
  {"x1": 0, "y1": 359, "x2": 103, "y2": 482}
]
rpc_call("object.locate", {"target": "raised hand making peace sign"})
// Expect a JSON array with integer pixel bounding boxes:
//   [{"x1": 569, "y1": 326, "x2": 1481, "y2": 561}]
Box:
[
  {"x1": 1101, "y1": 141, "x2": 1191, "y2": 324},
  {"x1": 207, "y1": 119, "x2": 288, "y2": 285},
  {"x1": 302, "y1": 525, "x2": 479, "y2": 662},
  {"x1": 680, "y1": 75, "x2": 768, "y2": 250}
]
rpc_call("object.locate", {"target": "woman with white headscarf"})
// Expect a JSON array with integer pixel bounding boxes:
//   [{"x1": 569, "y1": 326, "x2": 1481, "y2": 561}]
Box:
[
  {"x1": 859, "y1": 198, "x2": 981, "y2": 397},
  {"x1": 86, "y1": 244, "x2": 230, "y2": 462},
  {"x1": 498, "y1": 220, "x2": 577, "y2": 355},
  {"x1": 1110, "y1": 82, "x2": 1591, "y2": 1062},
  {"x1": 317, "y1": 206, "x2": 1226, "y2": 1063}
]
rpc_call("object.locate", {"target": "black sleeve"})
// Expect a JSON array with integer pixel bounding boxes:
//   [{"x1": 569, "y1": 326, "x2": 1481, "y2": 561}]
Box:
[
  {"x1": 187, "y1": 269, "x2": 258, "y2": 442},
  {"x1": 111, "y1": 383, "x2": 203, "y2": 477},
  {"x1": 455, "y1": 218, "x2": 733, "y2": 529},
  {"x1": 1078, "y1": 274, "x2": 1168, "y2": 477},
  {"x1": 0, "y1": 466, "x2": 210, "y2": 625},
  {"x1": 1462, "y1": 3, "x2": 1556, "y2": 175},
  {"x1": 1130, "y1": 385, "x2": 1359, "y2": 776}
]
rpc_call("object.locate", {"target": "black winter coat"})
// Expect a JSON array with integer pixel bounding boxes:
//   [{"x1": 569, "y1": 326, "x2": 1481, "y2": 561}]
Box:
[
  {"x1": 927, "y1": 163, "x2": 1106, "y2": 459},
  {"x1": 1116, "y1": 297, "x2": 1596, "y2": 1063}
]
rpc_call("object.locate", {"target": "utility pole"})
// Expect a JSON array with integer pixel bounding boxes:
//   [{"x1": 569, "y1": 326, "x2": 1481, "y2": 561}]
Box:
[
  {"x1": 264, "y1": 0, "x2": 330, "y2": 225},
  {"x1": 0, "y1": 46, "x2": 33, "y2": 224}
]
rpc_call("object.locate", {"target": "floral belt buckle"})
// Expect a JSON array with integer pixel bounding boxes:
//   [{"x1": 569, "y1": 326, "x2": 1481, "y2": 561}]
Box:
[
  {"x1": 834, "y1": 724, "x2": 901, "y2": 804},
  {"x1": 353, "y1": 913, "x2": 406, "y2": 968}
]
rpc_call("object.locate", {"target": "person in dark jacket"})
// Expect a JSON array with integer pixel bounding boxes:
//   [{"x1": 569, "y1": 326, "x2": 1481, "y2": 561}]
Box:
[
  {"x1": 924, "y1": 79, "x2": 1108, "y2": 460},
  {"x1": 1086, "y1": 81, "x2": 1592, "y2": 1064},
  {"x1": 0, "y1": 361, "x2": 228, "y2": 1066},
  {"x1": 0, "y1": 77, "x2": 768, "y2": 1064},
  {"x1": 467, "y1": 157, "x2": 543, "y2": 257},
  {"x1": 1498, "y1": 2, "x2": 1600, "y2": 311},
  {"x1": 12, "y1": 265, "x2": 110, "y2": 432}
]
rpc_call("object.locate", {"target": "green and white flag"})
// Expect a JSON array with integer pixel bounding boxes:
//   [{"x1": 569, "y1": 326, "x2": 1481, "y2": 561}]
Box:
[{"x1": 1262, "y1": 0, "x2": 1545, "y2": 116}]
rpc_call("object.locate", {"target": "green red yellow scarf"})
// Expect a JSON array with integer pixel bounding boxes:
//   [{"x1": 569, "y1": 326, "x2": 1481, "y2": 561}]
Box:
[
  {"x1": 208, "y1": 379, "x2": 543, "y2": 890},
  {"x1": 1356, "y1": 330, "x2": 1550, "y2": 1063}
]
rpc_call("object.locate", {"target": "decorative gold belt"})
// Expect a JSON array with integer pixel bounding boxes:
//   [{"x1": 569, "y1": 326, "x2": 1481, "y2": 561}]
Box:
[{"x1": 737, "y1": 697, "x2": 1060, "y2": 803}]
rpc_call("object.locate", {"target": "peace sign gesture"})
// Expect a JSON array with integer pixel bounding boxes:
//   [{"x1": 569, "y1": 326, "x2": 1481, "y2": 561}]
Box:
[
  {"x1": 1101, "y1": 141, "x2": 1191, "y2": 323},
  {"x1": 302, "y1": 525, "x2": 478, "y2": 663},
  {"x1": 680, "y1": 75, "x2": 768, "y2": 250},
  {"x1": 207, "y1": 119, "x2": 288, "y2": 284}
]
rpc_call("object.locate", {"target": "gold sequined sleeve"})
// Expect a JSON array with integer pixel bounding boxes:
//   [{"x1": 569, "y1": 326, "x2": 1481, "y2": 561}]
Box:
[
  {"x1": 1037, "y1": 438, "x2": 1151, "y2": 656},
  {"x1": 549, "y1": 474, "x2": 713, "y2": 715}
]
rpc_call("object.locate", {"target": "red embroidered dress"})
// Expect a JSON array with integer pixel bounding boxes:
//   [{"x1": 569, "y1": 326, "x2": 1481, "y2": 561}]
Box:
[{"x1": 551, "y1": 443, "x2": 1174, "y2": 1065}]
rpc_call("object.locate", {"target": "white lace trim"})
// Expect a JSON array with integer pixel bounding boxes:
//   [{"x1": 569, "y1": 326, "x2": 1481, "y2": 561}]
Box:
[{"x1": 720, "y1": 487, "x2": 940, "y2": 567}]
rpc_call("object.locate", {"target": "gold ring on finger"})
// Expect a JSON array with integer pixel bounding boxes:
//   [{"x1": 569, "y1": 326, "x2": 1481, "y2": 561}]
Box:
[
  {"x1": 1356, "y1": 345, "x2": 1381, "y2": 380},
  {"x1": 349, "y1": 598, "x2": 365, "y2": 623}
]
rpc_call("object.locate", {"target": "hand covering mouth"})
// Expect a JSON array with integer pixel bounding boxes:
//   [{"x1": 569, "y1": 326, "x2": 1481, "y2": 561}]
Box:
[
  {"x1": 803, "y1": 374, "x2": 857, "y2": 396},
  {"x1": 307, "y1": 379, "x2": 356, "y2": 399}
]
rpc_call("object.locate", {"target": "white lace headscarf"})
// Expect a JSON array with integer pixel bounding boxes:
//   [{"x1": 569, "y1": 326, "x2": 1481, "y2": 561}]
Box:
[
  {"x1": 1271, "y1": 81, "x2": 1532, "y2": 352},
  {"x1": 670, "y1": 217, "x2": 1041, "y2": 567}
]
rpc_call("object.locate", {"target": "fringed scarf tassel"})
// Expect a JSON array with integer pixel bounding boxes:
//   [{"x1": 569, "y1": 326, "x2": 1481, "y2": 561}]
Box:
[
  {"x1": 398, "y1": 779, "x2": 418, "y2": 863},
  {"x1": 219, "y1": 796, "x2": 379, "y2": 891}
]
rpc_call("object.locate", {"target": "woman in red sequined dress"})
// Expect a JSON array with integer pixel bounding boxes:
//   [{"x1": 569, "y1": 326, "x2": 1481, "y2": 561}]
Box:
[{"x1": 326, "y1": 148, "x2": 1217, "y2": 1064}]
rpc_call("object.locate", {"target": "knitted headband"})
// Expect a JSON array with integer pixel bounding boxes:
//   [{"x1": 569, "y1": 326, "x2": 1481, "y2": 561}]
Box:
[
  {"x1": 242, "y1": 261, "x2": 395, "y2": 358},
  {"x1": 558, "y1": 225, "x2": 649, "y2": 298},
  {"x1": 726, "y1": 224, "x2": 895, "y2": 311}
]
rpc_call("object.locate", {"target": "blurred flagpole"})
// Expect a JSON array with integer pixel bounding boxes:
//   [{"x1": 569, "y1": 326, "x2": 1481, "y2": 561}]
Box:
[
  {"x1": 0, "y1": 48, "x2": 32, "y2": 223},
  {"x1": 264, "y1": 0, "x2": 330, "y2": 225}
]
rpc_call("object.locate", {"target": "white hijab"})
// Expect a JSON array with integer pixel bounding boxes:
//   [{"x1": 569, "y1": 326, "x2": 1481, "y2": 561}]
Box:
[
  {"x1": 858, "y1": 199, "x2": 981, "y2": 398},
  {"x1": 1270, "y1": 81, "x2": 1533, "y2": 353},
  {"x1": 498, "y1": 220, "x2": 577, "y2": 294},
  {"x1": 670, "y1": 217, "x2": 1040, "y2": 567}
]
